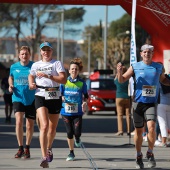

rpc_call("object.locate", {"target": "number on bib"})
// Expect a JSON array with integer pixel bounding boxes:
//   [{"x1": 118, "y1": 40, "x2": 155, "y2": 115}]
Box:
[
  {"x1": 142, "y1": 85, "x2": 156, "y2": 97},
  {"x1": 65, "y1": 103, "x2": 78, "y2": 113}
]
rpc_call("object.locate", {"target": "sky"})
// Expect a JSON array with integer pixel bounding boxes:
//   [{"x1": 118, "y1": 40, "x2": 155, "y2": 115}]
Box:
[{"x1": 43, "y1": 5, "x2": 126, "y2": 41}]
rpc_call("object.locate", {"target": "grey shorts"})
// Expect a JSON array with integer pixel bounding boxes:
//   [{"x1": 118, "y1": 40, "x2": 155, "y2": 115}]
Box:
[{"x1": 132, "y1": 102, "x2": 157, "y2": 128}]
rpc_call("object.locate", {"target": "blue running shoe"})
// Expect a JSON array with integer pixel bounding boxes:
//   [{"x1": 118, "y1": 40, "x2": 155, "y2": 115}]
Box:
[{"x1": 66, "y1": 153, "x2": 75, "y2": 161}]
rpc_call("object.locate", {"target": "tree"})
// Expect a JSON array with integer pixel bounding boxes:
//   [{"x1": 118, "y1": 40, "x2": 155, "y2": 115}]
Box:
[
  {"x1": 81, "y1": 13, "x2": 149, "y2": 74},
  {"x1": 0, "y1": 4, "x2": 29, "y2": 57},
  {"x1": 0, "y1": 4, "x2": 86, "y2": 60}
]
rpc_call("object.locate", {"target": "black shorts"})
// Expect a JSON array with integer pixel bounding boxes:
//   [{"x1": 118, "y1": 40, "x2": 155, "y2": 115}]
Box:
[
  {"x1": 132, "y1": 102, "x2": 157, "y2": 128},
  {"x1": 13, "y1": 101, "x2": 36, "y2": 120},
  {"x1": 3, "y1": 93, "x2": 13, "y2": 105},
  {"x1": 35, "y1": 95, "x2": 62, "y2": 114}
]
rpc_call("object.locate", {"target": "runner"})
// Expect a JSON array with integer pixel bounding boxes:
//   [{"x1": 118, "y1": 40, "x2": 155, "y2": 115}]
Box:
[
  {"x1": 8, "y1": 46, "x2": 36, "y2": 159},
  {"x1": 117, "y1": 44, "x2": 170, "y2": 169},
  {"x1": 60, "y1": 58, "x2": 88, "y2": 161},
  {"x1": 28, "y1": 41, "x2": 66, "y2": 168}
]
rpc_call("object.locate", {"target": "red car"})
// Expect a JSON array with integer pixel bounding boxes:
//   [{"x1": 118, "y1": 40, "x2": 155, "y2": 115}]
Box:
[{"x1": 86, "y1": 70, "x2": 116, "y2": 115}]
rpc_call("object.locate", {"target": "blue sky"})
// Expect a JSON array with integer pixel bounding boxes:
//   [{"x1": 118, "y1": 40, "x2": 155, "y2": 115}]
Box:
[
  {"x1": 43, "y1": 5, "x2": 126, "y2": 41},
  {"x1": 0, "y1": 5, "x2": 126, "y2": 41}
]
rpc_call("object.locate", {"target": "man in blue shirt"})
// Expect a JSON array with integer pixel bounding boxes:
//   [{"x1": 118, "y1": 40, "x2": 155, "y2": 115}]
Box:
[
  {"x1": 117, "y1": 44, "x2": 170, "y2": 169},
  {"x1": 9, "y1": 46, "x2": 36, "y2": 159}
]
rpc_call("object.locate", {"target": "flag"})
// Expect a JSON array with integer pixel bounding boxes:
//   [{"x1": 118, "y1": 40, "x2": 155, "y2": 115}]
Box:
[{"x1": 129, "y1": 0, "x2": 137, "y2": 96}]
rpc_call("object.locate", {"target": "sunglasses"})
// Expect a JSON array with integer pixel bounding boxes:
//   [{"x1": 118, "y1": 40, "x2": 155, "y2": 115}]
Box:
[{"x1": 41, "y1": 48, "x2": 51, "y2": 51}]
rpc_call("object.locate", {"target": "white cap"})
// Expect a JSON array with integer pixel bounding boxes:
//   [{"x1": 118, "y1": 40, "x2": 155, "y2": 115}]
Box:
[{"x1": 141, "y1": 44, "x2": 154, "y2": 51}]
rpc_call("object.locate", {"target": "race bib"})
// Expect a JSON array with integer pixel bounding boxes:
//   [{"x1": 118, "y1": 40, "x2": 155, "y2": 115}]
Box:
[
  {"x1": 65, "y1": 103, "x2": 78, "y2": 113},
  {"x1": 45, "y1": 88, "x2": 59, "y2": 100},
  {"x1": 142, "y1": 85, "x2": 156, "y2": 97}
]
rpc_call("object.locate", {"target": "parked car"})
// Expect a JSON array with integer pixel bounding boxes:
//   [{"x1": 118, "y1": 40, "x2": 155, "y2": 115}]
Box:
[{"x1": 86, "y1": 70, "x2": 116, "y2": 115}]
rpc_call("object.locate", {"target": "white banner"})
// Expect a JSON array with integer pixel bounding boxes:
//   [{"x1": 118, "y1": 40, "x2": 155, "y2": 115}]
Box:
[{"x1": 129, "y1": 0, "x2": 137, "y2": 96}]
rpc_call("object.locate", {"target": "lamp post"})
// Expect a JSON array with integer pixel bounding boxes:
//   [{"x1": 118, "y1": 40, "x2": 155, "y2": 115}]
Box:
[
  {"x1": 46, "y1": 9, "x2": 64, "y2": 63},
  {"x1": 84, "y1": 34, "x2": 91, "y2": 76},
  {"x1": 103, "y1": 6, "x2": 108, "y2": 70},
  {"x1": 56, "y1": 25, "x2": 61, "y2": 61},
  {"x1": 44, "y1": 23, "x2": 61, "y2": 61}
]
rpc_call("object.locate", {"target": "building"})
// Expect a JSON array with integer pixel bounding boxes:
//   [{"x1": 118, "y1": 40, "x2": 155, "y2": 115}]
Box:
[{"x1": 0, "y1": 36, "x2": 85, "y2": 79}]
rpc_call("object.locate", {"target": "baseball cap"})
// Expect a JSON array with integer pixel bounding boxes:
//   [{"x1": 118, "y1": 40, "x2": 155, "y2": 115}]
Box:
[
  {"x1": 141, "y1": 44, "x2": 154, "y2": 51},
  {"x1": 40, "y1": 42, "x2": 53, "y2": 49}
]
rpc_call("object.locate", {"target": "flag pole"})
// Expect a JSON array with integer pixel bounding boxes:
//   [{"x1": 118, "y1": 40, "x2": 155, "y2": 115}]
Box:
[
  {"x1": 129, "y1": 0, "x2": 137, "y2": 145},
  {"x1": 123, "y1": 0, "x2": 137, "y2": 147}
]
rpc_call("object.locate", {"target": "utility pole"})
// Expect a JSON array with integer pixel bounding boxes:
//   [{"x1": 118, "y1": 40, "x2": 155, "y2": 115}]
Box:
[
  {"x1": 103, "y1": 6, "x2": 108, "y2": 69},
  {"x1": 46, "y1": 9, "x2": 64, "y2": 63}
]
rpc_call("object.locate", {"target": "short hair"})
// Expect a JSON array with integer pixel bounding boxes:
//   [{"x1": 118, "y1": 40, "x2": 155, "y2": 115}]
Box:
[
  {"x1": 70, "y1": 58, "x2": 83, "y2": 72},
  {"x1": 19, "y1": 46, "x2": 31, "y2": 54}
]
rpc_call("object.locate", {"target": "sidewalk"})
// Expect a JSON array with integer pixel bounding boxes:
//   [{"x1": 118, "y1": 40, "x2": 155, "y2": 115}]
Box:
[{"x1": 0, "y1": 98, "x2": 170, "y2": 169}]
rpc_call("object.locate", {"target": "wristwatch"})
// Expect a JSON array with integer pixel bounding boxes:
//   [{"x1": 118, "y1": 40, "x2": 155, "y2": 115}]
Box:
[{"x1": 48, "y1": 74, "x2": 52, "y2": 79}]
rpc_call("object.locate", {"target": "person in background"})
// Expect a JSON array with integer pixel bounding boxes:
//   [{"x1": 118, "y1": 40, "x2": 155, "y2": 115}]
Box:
[
  {"x1": 1, "y1": 68, "x2": 13, "y2": 123},
  {"x1": 60, "y1": 58, "x2": 88, "y2": 161},
  {"x1": 154, "y1": 120, "x2": 161, "y2": 146},
  {"x1": 8, "y1": 46, "x2": 36, "y2": 159},
  {"x1": 157, "y1": 73, "x2": 170, "y2": 147},
  {"x1": 117, "y1": 44, "x2": 170, "y2": 169},
  {"x1": 29, "y1": 41, "x2": 66, "y2": 168},
  {"x1": 114, "y1": 65, "x2": 130, "y2": 136}
]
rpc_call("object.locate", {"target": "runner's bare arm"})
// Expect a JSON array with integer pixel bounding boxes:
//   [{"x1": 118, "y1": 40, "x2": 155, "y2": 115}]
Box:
[
  {"x1": 28, "y1": 74, "x2": 36, "y2": 90},
  {"x1": 8, "y1": 76, "x2": 14, "y2": 93},
  {"x1": 117, "y1": 62, "x2": 133, "y2": 83},
  {"x1": 48, "y1": 72, "x2": 67, "y2": 84},
  {"x1": 160, "y1": 73, "x2": 170, "y2": 86}
]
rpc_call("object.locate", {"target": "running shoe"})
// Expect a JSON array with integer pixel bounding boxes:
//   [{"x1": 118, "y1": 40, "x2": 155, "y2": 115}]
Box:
[
  {"x1": 154, "y1": 140, "x2": 161, "y2": 146},
  {"x1": 146, "y1": 152, "x2": 156, "y2": 168},
  {"x1": 66, "y1": 153, "x2": 75, "y2": 161},
  {"x1": 46, "y1": 149, "x2": 53, "y2": 162},
  {"x1": 75, "y1": 140, "x2": 82, "y2": 148},
  {"x1": 131, "y1": 130, "x2": 135, "y2": 136},
  {"x1": 15, "y1": 149, "x2": 24, "y2": 158},
  {"x1": 136, "y1": 154, "x2": 144, "y2": 169},
  {"x1": 40, "y1": 158, "x2": 49, "y2": 168},
  {"x1": 23, "y1": 148, "x2": 30, "y2": 159}
]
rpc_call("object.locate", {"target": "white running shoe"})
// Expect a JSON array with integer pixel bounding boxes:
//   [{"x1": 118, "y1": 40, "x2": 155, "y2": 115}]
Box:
[{"x1": 154, "y1": 140, "x2": 161, "y2": 146}]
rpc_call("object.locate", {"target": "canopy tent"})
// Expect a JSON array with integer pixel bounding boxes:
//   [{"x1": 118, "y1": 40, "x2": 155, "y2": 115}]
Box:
[{"x1": 1, "y1": 0, "x2": 170, "y2": 63}]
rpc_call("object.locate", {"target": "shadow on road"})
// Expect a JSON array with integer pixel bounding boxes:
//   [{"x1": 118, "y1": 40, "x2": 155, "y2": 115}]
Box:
[{"x1": 0, "y1": 114, "x2": 134, "y2": 149}]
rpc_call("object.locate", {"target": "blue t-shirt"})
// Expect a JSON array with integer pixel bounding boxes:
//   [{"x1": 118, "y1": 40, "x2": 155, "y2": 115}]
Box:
[
  {"x1": 60, "y1": 76, "x2": 87, "y2": 116},
  {"x1": 132, "y1": 61, "x2": 163, "y2": 103},
  {"x1": 10, "y1": 61, "x2": 35, "y2": 105}
]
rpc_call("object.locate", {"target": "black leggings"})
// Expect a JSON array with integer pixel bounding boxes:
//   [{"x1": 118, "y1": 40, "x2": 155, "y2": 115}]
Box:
[{"x1": 62, "y1": 115, "x2": 82, "y2": 139}]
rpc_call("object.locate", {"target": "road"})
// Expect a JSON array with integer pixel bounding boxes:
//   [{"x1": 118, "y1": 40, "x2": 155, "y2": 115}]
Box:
[{"x1": 0, "y1": 97, "x2": 170, "y2": 170}]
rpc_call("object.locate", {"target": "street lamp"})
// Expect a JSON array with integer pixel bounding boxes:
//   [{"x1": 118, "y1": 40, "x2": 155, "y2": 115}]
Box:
[
  {"x1": 103, "y1": 6, "x2": 108, "y2": 70},
  {"x1": 56, "y1": 24, "x2": 61, "y2": 61},
  {"x1": 46, "y1": 9, "x2": 64, "y2": 63},
  {"x1": 44, "y1": 23, "x2": 61, "y2": 61},
  {"x1": 84, "y1": 34, "x2": 91, "y2": 76}
]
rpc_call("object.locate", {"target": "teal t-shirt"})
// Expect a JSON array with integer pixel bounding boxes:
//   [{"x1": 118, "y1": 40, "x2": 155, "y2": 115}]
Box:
[
  {"x1": 10, "y1": 61, "x2": 35, "y2": 105},
  {"x1": 114, "y1": 78, "x2": 129, "y2": 99}
]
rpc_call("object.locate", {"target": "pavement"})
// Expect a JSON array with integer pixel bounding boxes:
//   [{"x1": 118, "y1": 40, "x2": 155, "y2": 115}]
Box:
[{"x1": 0, "y1": 97, "x2": 170, "y2": 170}]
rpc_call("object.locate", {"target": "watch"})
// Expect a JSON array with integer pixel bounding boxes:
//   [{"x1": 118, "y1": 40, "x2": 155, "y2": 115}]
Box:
[{"x1": 48, "y1": 74, "x2": 52, "y2": 79}]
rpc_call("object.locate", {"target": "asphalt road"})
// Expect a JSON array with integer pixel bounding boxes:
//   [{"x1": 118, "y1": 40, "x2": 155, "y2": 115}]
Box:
[{"x1": 0, "y1": 97, "x2": 170, "y2": 170}]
